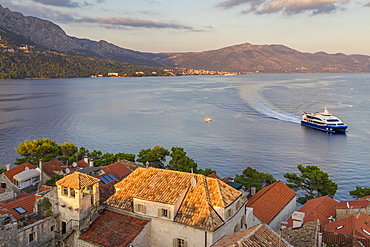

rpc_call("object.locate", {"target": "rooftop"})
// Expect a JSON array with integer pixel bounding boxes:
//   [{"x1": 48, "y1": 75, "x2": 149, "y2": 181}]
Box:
[
  {"x1": 79, "y1": 209, "x2": 150, "y2": 247},
  {"x1": 246, "y1": 181, "x2": 296, "y2": 224},
  {"x1": 0, "y1": 193, "x2": 36, "y2": 219},
  {"x1": 56, "y1": 172, "x2": 100, "y2": 190},
  {"x1": 4, "y1": 162, "x2": 36, "y2": 183},
  {"x1": 106, "y1": 167, "x2": 243, "y2": 231},
  {"x1": 324, "y1": 213, "x2": 370, "y2": 239}
]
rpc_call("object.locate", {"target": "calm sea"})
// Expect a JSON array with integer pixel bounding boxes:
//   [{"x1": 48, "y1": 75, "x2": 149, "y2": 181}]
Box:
[{"x1": 0, "y1": 74, "x2": 369, "y2": 201}]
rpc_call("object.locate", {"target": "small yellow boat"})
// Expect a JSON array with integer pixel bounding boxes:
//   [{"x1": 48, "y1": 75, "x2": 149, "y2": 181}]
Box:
[{"x1": 204, "y1": 117, "x2": 212, "y2": 122}]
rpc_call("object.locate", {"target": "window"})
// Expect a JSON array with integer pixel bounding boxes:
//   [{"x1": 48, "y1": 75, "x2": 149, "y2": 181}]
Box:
[
  {"x1": 174, "y1": 238, "x2": 187, "y2": 247},
  {"x1": 51, "y1": 225, "x2": 54, "y2": 232},
  {"x1": 29, "y1": 232, "x2": 35, "y2": 243},
  {"x1": 63, "y1": 187, "x2": 68, "y2": 196},
  {"x1": 14, "y1": 206, "x2": 27, "y2": 214},
  {"x1": 70, "y1": 188, "x2": 75, "y2": 197},
  {"x1": 227, "y1": 208, "x2": 233, "y2": 218},
  {"x1": 159, "y1": 208, "x2": 169, "y2": 218},
  {"x1": 137, "y1": 204, "x2": 146, "y2": 214}
]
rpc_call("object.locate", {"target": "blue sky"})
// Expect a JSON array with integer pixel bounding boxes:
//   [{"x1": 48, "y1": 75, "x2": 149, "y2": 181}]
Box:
[{"x1": 2, "y1": 0, "x2": 370, "y2": 55}]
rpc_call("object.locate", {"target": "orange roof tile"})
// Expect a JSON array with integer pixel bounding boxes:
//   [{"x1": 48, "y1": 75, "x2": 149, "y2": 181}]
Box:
[
  {"x1": 324, "y1": 213, "x2": 370, "y2": 239},
  {"x1": 0, "y1": 193, "x2": 36, "y2": 219},
  {"x1": 336, "y1": 200, "x2": 370, "y2": 209},
  {"x1": 56, "y1": 172, "x2": 100, "y2": 190},
  {"x1": 246, "y1": 181, "x2": 296, "y2": 224},
  {"x1": 100, "y1": 161, "x2": 132, "y2": 180},
  {"x1": 77, "y1": 159, "x2": 89, "y2": 168},
  {"x1": 42, "y1": 158, "x2": 66, "y2": 177},
  {"x1": 287, "y1": 196, "x2": 338, "y2": 230},
  {"x1": 38, "y1": 185, "x2": 54, "y2": 193},
  {"x1": 79, "y1": 209, "x2": 150, "y2": 247},
  {"x1": 213, "y1": 224, "x2": 292, "y2": 247},
  {"x1": 207, "y1": 172, "x2": 221, "y2": 180},
  {"x1": 4, "y1": 162, "x2": 36, "y2": 183},
  {"x1": 106, "y1": 167, "x2": 242, "y2": 231}
]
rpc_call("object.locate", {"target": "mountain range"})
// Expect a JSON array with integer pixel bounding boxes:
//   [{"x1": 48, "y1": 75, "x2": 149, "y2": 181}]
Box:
[{"x1": 1, "y1": 4, "x2": 370, "y2": 73}]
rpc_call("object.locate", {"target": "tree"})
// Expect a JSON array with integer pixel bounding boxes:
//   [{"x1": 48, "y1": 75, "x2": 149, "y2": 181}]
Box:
[
  {"x1": 116, "y1": 152, "x2": 135, "y2": 162},
  {"x1": 284, "y1": 165, "x2": 338, "y2": 204},
  {"x1": 349, "y1": 186, "x2": 370, "y2": 199},
  {"x1": 14, "y1": 138, "x2": 60, "y2": 165},
  {"x1": 136, "y1": 145, "x2": 170, "y2": 168},
  {"x1": 59, "y1": 142, "x2": 78, "y2": 165},
  {"x1": 45, "y1": 174, "x2": 64, "y2": 186},
  {"x1": 0, "y1": 168, "x2": 6, "y2": 174},
  {"x1": 167, "y1": 147, "x2": 198, "y2": 173},
  {"x1": 197, "y1": 168, "x2": 217, "y2": 176},
  {"x1": 234, "y1": 167, "x2": 277, "y2": 192}
]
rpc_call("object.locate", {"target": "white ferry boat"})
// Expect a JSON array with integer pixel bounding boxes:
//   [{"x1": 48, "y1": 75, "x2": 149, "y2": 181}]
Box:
[{"x1": 301, "y1": 108, "x2": 348, "y2": 133}]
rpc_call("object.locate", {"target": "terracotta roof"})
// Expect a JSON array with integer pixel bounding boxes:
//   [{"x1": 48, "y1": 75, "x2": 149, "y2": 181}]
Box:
[
  {"x1": 4, "y1": 162, "x2": 36, "y2": 183},
  {"x1": 324, "y1": 213, "x2": 370, "y2": 239},
  {"x1": 0, "y1": 193, "x2": 36, "y2": 219},
  {"x1": 56, "y1": 172, "x2": 100, "y2": 190},
  {"x1": 207, "y1": 172, "x2": 221, "y2": 180},
  {"x1": 38, "y1": 185, "x2": 54, "y2": 193},
  {"x1": 337, "y1": 200, "x2": 370, "y2": 209},
  {"x1": 106, "y1": 167, "x2": 242, "y2": 231},
  {"x1": 76, "y1": 159, "x2": 89, "y2": 168},
  {"x1": 287, "y1": 196, "x2": 338, "y2": 230},
  {"x1": 246, "y1": 181, "x2": 296, "y2": 224},
  {"x1": 42, "y1": 158, "x2": 66, "y2": 177},
  {"x1": 79, "y1": 209, "x2": 150, "y2": 247},
  {"x1": 213, "y1": 224, "x2": 292, "y2": 247},
  {"x1": 100, "y1": 161, "x2": 132, "y2": 180},
  {"x1": 116, "y1": 159, "x2": 142, "y2": 172},
  {"x1": 99, "y1": 180, "x2": 118, "y2": 203}
]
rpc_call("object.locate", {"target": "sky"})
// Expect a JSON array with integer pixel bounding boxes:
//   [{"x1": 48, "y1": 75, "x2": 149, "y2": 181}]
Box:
[{"x1": 2, "y1": 0, "x2": 370, "y2": 55}]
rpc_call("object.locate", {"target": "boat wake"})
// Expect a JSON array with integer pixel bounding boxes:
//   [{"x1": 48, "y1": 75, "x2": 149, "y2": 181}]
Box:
[{"x1": 236, "y1": 81, "x2": 301, "y2": 124}]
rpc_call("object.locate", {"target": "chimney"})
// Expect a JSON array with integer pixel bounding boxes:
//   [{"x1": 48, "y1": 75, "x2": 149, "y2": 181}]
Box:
[
  {"x1": 5, "y1": 164, "x2": 11, "y2": 171},
  {"x1": 84, "y1": 156, "x2": 88, "y2": 163},
  {"x1": 89, "y1": 159, "x2": 94, "y2": 167},
  {"x1": 117, "y1": 158, "x2": 120, "y2": 162},
  {"x1": 251, "y1": 187, "x2": 256, "y2": 195},
  {"x1": 292, "y1": 211, "x2": 305, "y2": 229},
  {"x1": 39, "y1": 159, "x2": 43, "y2": 185}
]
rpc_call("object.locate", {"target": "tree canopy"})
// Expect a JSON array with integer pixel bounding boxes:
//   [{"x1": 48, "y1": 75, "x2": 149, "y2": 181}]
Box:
[
  {"x1": 284, "y1": 165, "x2": 338, "y2": 204},
  {"x1": 136, "y1": 145, "x2": 170, "y2": 169},
  {"x1": 349, "y1": 186, "x2": 370, "y2": 199},
  {"x1": 14, "y1": 138, "x2": 60, "y2": 165},
  {"x1": 167, "y1": 147, "x2": 198, "y2": 173},
  {"x1": 234, "y1": 167, "x2": 277, "y2": 192}
]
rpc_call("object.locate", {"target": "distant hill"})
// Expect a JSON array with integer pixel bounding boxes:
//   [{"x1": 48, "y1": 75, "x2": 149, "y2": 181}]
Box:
[
  {"x1": 1, "y1": 4, "x2": 370, "y2": 73},
  {"x1": 156, "y1": 43, "x2": 370, "y2": 73}
]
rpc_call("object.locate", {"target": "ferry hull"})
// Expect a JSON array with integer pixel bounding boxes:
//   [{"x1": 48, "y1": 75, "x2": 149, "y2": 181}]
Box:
[{"x1": 301, "y1": 121, "x2": 348, "y2": 133}]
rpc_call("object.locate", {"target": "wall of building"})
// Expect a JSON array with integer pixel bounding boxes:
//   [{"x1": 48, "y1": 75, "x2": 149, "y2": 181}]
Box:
[
  {"x1": 17, "y1": 214, "x2": 60, "y2": 247},
  {"x1": 130, "y1": 220, "x2": 151, "y2": 247},
  {"x1": 245, "y1": 207, "x2": 261, "y2": 229},
  {"x1": 269, "y1": 196, "x2": 297, "y2": 232},
  {"x1": 0, "y1": 215, "x2": 19, "y2": 247},
  {"x1": 0, "y1": 189, "x2": 14, "y2": 202}
]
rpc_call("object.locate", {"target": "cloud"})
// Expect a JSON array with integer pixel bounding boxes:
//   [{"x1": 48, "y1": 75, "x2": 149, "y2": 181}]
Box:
[
  {"x1": 31, "y1": 0, "x2": 80, "y2": 8},
  {"x1": 216, "y1": 0, "x2": 350, "y2": 15},
  {"x1": 83, "y1": 16, "x2": 195, "y2": 30}
]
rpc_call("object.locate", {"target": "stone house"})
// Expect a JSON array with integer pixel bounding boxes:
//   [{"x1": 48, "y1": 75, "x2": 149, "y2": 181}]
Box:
[
  {"x1": 0, "y1": 162, "x2": 41, "y2": 195},
  {"x1": 245, "y1": 181, "x2": 296, "y2": 231},
  {"x1": 103, "y1": 167, "x2": 247, "y2": 247},
  {"x1": 336, "y1": 198, "x2": 370, "y2": 218}
]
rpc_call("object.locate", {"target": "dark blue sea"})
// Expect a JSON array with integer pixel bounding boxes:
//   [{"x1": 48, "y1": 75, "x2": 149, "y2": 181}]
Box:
[{"x1": 0, "y1": 74, "x2": 369, "y2": 201}]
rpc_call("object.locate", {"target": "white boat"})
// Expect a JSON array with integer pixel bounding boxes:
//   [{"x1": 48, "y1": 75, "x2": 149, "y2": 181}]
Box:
[
  {"x1": 204, "y1": 117, "x2": 212, "y2": 122},
  {"x1": 301, "y1": 108, "x2": 348, "y2": 133}
]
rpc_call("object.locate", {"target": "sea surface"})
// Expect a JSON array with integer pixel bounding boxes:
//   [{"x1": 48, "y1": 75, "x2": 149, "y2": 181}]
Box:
[{"x1": 0, "y1": 73, "x2": 369, "y2": 201}]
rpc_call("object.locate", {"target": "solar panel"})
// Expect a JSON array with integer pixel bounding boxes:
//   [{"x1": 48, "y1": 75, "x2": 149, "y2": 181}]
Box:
[
  {"x1": 14, "y1": 206, "x2": 27, "y2": 214},
  {"x1": 100, "y1": 174, "x2": 119, "y2": 184}
]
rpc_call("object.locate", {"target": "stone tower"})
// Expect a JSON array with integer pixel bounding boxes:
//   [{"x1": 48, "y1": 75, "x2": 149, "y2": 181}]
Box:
[{"x1": 56, "y1": 172, "x2": 100, "y2": 236}]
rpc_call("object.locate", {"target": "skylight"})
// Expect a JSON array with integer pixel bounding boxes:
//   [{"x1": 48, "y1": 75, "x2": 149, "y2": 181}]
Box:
[
  {"x1": 361, "y1": 228, "x2": 370, "y2": 235},
  {"x1": 14, "y1": 206, "x2": 27, "y2": 214},
  {"x1": 335, "y1": 225, "x2": 344, "y2": 230}
]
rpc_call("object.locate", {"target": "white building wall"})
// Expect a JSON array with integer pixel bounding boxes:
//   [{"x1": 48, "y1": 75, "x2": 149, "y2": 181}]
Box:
[
  {"x1": 245, "y1": 207, "x2": 262, "y2": 229},
  {"x1": 268, "y1": 196, "x2": 297, "y2": 231}
]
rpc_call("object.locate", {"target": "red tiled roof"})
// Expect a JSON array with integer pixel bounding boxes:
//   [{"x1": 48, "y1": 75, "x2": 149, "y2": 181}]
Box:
[
  {"x1": 38, "y1": 185, "x2": 54, "y2": 193},
  {"x1": 246, "y1": 181, "x2": 296, "y2": 224},
  {"x1": 207, "y1": 172, "x2": 221, "y2": 180},
  {"x1": 100, "y1": 161, "x2": 132, "y2": 180},
  {"x1": 213, "y1": 224, "x2": 291, "y2": 247},
  {"x1": 99, "y1": 180, "x2": 118, "y2": 203},
  {"x1": 4, "y1": 162, "x2": 36, "y2": 183},
  {"x1": 222, "y1": 176, "x2": 233, "y2": 183},
  {"x1": 324, "y1": 213, "x2": 370, "y2": 239},
  {"x1": 42, "y1": 158, "x2": 66, "y2": 177},
  {"x1": 79, "y1": 209, "x2": 150, "y2": 247},
  {"x1": 76, "y1": 159, "x2": 89, "y2": 168},
  {"x1": 0, "y1": 193, "x2": 36, "y2": 219},
  {"x1": 336, "y1": 200, "x2": 370, "y2": 209},
  {"x1": 287, "y1": 196, "x2": 338, "y2": 230}
]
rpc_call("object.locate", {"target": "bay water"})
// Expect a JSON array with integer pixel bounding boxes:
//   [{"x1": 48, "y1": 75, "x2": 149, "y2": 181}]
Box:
[{"x1": 0, "y1": 73, "x2": 369, "y2": 201}]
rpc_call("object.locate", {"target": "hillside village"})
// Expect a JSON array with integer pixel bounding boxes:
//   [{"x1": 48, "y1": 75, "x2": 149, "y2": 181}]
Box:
[{"x1": 0, "y1": 158, "x2": 370, "y2": 246}]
